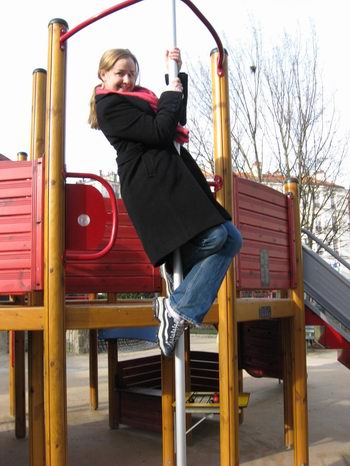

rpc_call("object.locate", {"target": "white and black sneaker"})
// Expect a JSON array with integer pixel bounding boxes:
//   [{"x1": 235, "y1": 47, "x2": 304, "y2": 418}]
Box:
[
  {"x1": 160, "y1": 264, "x2": 174, "y2": 297},
  {"x1": 154, "y1": 296, "x2": 184, "y2": 357}
]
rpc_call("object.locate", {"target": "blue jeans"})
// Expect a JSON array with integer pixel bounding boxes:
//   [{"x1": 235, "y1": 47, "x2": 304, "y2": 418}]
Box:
[{"x1": 168, "y1": 221, "x2": 242, "y2": 324}]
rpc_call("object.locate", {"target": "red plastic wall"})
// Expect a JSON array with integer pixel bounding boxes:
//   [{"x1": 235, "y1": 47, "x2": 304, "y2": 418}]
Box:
[
  {"x1": 65, "y1": 192, "x2": 161, "y2": 294},
  {"x1": 233, "y1": 175, "x2": 296, "y2": 290},
  {"x1": 0, "y1": 160, "x2": 44, "y2": 294}
]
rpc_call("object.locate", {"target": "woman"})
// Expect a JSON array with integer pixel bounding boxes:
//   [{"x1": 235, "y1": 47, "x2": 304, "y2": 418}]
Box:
[{"x1": 89, "y1": 48, "x2": 242, "y2": 357}]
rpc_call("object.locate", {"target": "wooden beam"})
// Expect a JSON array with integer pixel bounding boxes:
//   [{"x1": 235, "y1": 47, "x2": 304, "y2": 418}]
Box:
[
  {"x1": 0, "y1": 298, "x2": 294, "y2": 332},
  {"x1": 65, "y1": 302, "x2": 218, "y2": 329},
  {"x1": 236, "y1": 298, "x2": 295, "y2": 321},
  {"x1": 66, "y1": 303, "x2": 157, "y2": 329},
  {"x1": 0, "y1": 307, "x2": 44, "y2": 331}
]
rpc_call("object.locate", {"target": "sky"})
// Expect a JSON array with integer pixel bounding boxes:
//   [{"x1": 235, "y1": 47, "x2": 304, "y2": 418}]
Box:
[{"x1": 1, "y1": 0, "x2": 350, "y2": 183}]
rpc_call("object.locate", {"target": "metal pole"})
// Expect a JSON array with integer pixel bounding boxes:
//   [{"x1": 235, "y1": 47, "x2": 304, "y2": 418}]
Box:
[
  {"x1": 173, "y1": 252, "x2": 186, "y2": 466},
  {"x1": 169, "y1": 1, "x2": 186, "y2": 465}
]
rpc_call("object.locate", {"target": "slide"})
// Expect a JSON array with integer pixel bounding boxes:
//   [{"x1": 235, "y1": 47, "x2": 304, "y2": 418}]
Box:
[{"x1": 303, "y1": 244, "x2": 350, "y2": 368}]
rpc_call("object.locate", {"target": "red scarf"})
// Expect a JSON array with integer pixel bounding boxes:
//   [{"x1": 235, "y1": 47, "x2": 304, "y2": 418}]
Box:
[{"x1": 96, "y1": 86, "x2": 189, "y2": 144}]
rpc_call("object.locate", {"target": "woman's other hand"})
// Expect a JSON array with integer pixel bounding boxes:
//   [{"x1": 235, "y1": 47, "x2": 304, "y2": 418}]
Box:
[{"x1": 168, "y1": 77, "x2": 183, "y2": 93}]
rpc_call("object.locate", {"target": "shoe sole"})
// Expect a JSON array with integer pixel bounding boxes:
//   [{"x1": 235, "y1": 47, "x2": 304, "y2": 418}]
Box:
[
  {"x1": 154, "y1": 296, "x2": 160, "y2": 320},
  {"x1": 154, "y1": 297, "x2": 171, "y2": 357},
  {"x1": 154, "y1": 297, "x2": 165, "y2": 355}
]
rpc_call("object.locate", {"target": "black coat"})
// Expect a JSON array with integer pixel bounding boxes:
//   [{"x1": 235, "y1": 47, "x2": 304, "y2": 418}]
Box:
[{"x1": 96, "y1": 74, "x2": 231, "y2": 266}]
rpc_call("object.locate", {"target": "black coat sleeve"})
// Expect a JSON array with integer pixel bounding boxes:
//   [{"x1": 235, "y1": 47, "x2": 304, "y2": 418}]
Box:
[{"x1": 96, "y1": 91, "x2": 184, "y2": 147}]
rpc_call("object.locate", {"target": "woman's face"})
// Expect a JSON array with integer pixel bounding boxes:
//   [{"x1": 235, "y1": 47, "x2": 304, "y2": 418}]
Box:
[{"x1": 100, "y1": 57, "x2": 137, "y2": 92}]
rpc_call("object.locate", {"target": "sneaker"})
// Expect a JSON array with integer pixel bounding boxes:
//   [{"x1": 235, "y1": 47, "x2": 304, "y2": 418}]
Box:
[
  {"x1": 154, "y1": 296, "x2": 184, "y2": 357},
  {"x1": 160, "y1": 264, "x2": 174, "y2": 296}
]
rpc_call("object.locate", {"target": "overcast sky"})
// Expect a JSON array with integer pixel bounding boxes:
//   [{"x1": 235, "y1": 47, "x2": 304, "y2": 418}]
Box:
[{"x1": 1, "y1": 0, "x2": 349, "y2": 183}]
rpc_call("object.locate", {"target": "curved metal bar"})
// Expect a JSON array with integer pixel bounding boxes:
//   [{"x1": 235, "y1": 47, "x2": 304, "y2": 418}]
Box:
[
  {"x1": 60, "y1": 0, "x2": 225, "y2": 75},
  {"x1": 60, "y1": 0, "x2": 144, "y2": 44},
  {"x1": 65, "y1": 172, "x2": 119, "y2": 261},
  {"x1": 302, "y1": 228, "x2": 350, "y2": 271},
  {"x1": 180, "y1": 0, "x2": 225, "y2": 76}
]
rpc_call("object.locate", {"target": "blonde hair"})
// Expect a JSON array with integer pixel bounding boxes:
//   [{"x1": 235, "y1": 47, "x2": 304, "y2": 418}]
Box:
[{"x1": 88, "y1": 48, "x2": 139, "y2": 129}]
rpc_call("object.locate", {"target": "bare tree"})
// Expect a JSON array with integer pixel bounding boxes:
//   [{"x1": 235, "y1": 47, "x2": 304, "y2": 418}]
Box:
[
  {"x1": 186, "y1": 26, "x2": 349, "y2": 250},
  {"x1": 186, "y1": 60, "x2": 215, "y2": 173},
  {"x1": 227, "y1": 27, "x2": 266, "y2": 181},
  {"x1": 262, "y1": 31, "x2": 349, "y2": 245}
]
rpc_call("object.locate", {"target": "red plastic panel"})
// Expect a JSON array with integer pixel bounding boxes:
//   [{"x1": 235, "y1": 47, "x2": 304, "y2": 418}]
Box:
[
  {"x1": 305, "y1": 307, "x2": 350, "y2": 350},
  {"x1": 233, "y1": 175, "x2": 296, "y2": 290},
  {"x1": 65, "y1": 193, "x2": 161, "y2": 294},
  {"x1": 66, "y1": 184, "x2": 107, "y2": 251},
  {"x1": 0, "y1": 160, "x2": 44, "y2": 294},
  {"x1": 337, "y1": 349, "x2": 350, "y2": 370},
  {"x1": 0, "y1": 169, "x2": 160, "y2": 295}
]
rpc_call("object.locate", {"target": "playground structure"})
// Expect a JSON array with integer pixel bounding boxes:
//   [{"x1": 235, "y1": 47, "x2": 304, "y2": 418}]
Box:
[{"x1": 1, "y1": 1, "x2": 350, "y2": 466}]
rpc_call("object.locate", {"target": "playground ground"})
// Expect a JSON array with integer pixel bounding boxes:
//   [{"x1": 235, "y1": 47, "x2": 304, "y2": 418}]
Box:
[{"x1": 0, "y1": 335, "x2": 349, "y2": 466}]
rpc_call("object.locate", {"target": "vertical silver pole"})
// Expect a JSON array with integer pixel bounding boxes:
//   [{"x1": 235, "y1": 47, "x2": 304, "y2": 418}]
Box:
[
  {"x1": 169, "y1": 0, "x2": 178, "y2": 78},
  {"x1": 169, "y1": 1, "x2": 186, "y2": 465}
]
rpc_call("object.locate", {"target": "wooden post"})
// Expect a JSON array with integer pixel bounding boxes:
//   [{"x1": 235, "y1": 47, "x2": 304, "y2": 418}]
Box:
[
  {"x1": 9, "y1": 331, "x2": 15, "y2": 417},
  {"x1": 106, "y1": 293, "x2": 119, "y2": 428},
  {"x1": 30, "y1": 68, "x2": 47, "y2": 159},
  {"x1": 284, "y1": 178, "x2": 309, "y2": 465},
  {"x1": 184, "y1": 328, "x2": 192, "y2": 442},
  {"x1": 17, "y1": 152, "x2": 28, "y2": 161},
  {"x1": 10, "y1": 155, "x2": 28, "y2": 437},
  {"x1": 28, "y1": 330, "x2": 45, "y2": 464},
  {"x1": 238, "y1": 369, "x2": 244, "y2": 425},
  {"x1": 161, "y1": 354, "x2": 175, "y2": 466},
  {"x1": 44, "y1": 19, "x2": 68, "y2": 466},
  {"x1": 89, "y1": 329, "x2": 99, "y2": 410},
  {"x1": 160, "y1": 265, "x2": 175, "y2": 465},
  {"x1": 14, "y1": 326, "x2": 26, "y2": 439},
  {"x1": 107, "y1": 339, "x2": 119, "y2": 429},
  {"x1": 282, "y1": 318, "x2": 294, "y2": 449},
  {"x1": 211, "y1": 48, "x2": 239, "y2": 466},
  {"x1": 28, "y1": 67, "x2": 47, "y2": 466},
  {"x1": 88, "y1": 292, "x2": 99, "y2": 410}
]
